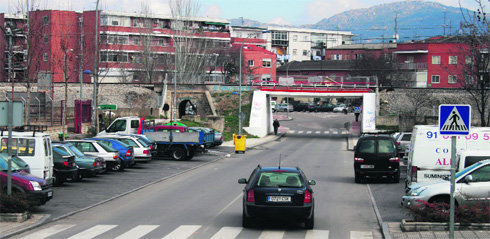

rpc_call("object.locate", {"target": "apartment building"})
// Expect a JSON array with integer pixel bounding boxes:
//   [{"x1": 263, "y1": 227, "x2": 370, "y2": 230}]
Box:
[{"x1": 231, "y1": 25, "x2": 354, "y2": 65}]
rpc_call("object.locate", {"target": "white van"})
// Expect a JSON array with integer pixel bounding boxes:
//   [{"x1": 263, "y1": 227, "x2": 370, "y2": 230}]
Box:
[
  {"x1": 0, "y1": 130, "x2": 54, "y2": 185},
  {"x1": 456, "y1": 149, "x2": 490, "y2": 171},
  {"x1": 406, "y1": 125, "x2": 490, "y2": 188}
]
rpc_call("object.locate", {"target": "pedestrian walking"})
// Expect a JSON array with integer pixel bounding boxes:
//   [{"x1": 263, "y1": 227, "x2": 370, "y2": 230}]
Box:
[{"x1": 273, "y1": 119, "x2": 280, "y2": 135}]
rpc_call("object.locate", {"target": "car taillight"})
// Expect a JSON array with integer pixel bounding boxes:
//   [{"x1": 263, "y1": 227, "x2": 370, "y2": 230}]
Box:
[
  {"x1": 247, "y1": 189, "x2": 255, "y2": 202},
  {"x1": 397, "y1": 142, "x2": 401, "y2": 145},
  {"x1": 149, "y1": 145, "x2": 153, "y2": 150},
  {"x1": 304, "y1": 190, "x2": 312, "y2": 203},
  {"x1": 113, "y1": 154, "x2": 118, "y2": 159},
  {"x1": 143, "y1": 150, "x2": 149, "y2": 155},
  {"x1": 389, "y1": 157, "x2": 399, "y2": 162},
  {"x1": 126, "y1": 149, "x2": 131, "y2": 157},
  {"x1": 63, "y1": 161, "x2": 70, "y2": 167},
  {"x1": 93, "y1": 162, "x2": 97, "y2": 167},
  {"x1": 411, "y1": 166, "x2": 418, "y2": 182},
  {"x1": 354, "y1": 157, "x2": 364, "y2": 162}
]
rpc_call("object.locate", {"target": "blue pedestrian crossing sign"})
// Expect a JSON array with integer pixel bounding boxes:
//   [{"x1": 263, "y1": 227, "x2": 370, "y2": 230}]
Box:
[{"x1": 439, "y1": 104, "x2": 471, "y2": 135}]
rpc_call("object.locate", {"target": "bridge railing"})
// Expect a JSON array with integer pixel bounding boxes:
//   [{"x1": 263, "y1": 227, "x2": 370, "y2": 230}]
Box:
[{"x1": 252, "y1": 76, "x2": 378, "y2": 92}]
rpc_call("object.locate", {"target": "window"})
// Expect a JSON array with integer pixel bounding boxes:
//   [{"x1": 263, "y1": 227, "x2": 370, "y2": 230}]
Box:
[
  {"x1": 293, "y1": 49, "x2": 297, "y2": 55},
  {"x1": 42, "y1": 16, "x2": 49, "y2": 25},
  {"x1": 131, "y1": 120, "x2": 140, "y2": 129},
  {"x1": 248, "y1": 60, "x2": 254, "y2": 67},
  {"x1": 407, "y1": 56, "x2": 414, "y2": 63},
  {"x1": 468, "y1": 165, "x2": 490, "y2": 182},
  {"x1": 448, "y1": 75, "x2": 457, "y2": 84},
  {"x1": 293, "y1": 35, "x2": 298, "y2": 42},
  {"x1": 466, "y1": 56, "x2": 473, "y2": 64},
  {"x1": 256, "y1": 172, "x2": 302, "y2": 187},
  {"x1": 107, "y1": 120, "x2": 126, "y2": 132},
  {"x1": 431, "y1": 75, "x2": 440, "y2": 83},
  {"x1": 432, "y1": 55, "x2": 441, "y2": 64},
  {"x1": 333, "y1": 54, "x2": 342, "y2": 60},
  {"x1": 358, "y1": 140, "x2": 375, "y2": 154},
  {"x1": 378, "y1": 140, "x2": 395, "y2": 154},
  {"x1": 449, "y1": 56, "x2": 458, "y2": 64},
  {"x1": 43, "y1": 35, "x2": 48, "y2": 44},
  {"x1": 74, "y1": 142, "x2": 97, "y2": 153},
  {"x1": 303, "y1": 50, "x2": 308, "y2": 56},
  {"x1": 43, "y1": 52, "x2": 48, "y2": 61},
  {"x1": 304, "y1": 36, "x2": 308, "y2": 42},
  {"x1": 17, "y1": 138, "x2": 35, "y2": 156},
  {"x1": 132, "y1": 36, "x2": 140, "y2": 45},
  {"x1": 262, "y1": 59, "x2": 271, "y2": 68}
]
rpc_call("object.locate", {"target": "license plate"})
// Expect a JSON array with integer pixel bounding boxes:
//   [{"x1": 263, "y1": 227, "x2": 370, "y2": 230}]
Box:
[
  {"x1": 47, "y1": 191, "x2": 53, "y2": 197},
  {"x1": 361, "y1": 165, "x2": 374, "y2": 169},
  {"x1": 267, "y1": 196, "x2": 291, "y2": 202}
]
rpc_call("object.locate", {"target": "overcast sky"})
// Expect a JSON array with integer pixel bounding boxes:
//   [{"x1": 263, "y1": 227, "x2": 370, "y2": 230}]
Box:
[{"x1": 0, "y1": 0, "x2": 484, "y2": 25}]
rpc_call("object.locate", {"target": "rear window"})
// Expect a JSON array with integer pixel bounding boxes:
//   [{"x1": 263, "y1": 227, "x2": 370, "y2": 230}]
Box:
[
  {"x1": 401, "y1": 134, "x2": 412, "y2": 141},
  {"x1": 378, "y1": 139, "x2": 396, "y2": 154},
  {"x1": 256, "y1": 172, "x2": 303, "y2": 188},
  {"x1": 96, "y1": 141, "x2": 118, "y2": 152},
  {"x1": 117, "y1": 138, "x2": 139, "y2": 147},
  {"x1": 358, "y1": 139, "x2": 375, "y2": 154},
  {"x1": 464, "y1": 156, "x2": 489, "y2": 168},
  {"x1": 17, "y1": 138, "x2": 35, "y2": 156}
]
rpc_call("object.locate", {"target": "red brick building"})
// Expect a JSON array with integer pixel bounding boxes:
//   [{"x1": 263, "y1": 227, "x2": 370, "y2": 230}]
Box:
[{"x1": 231, "y1": 38, "x2": 276, "y2": 84}]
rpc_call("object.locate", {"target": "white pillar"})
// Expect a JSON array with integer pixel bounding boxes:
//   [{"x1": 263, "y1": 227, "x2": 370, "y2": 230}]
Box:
[{"x1": 244, "y1": 91, "x2": 269, "y2": 137}]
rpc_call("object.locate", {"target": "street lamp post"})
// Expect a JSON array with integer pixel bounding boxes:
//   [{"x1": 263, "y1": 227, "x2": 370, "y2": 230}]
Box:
[
  {"x1": 62, "y1": 49, "x2": 74, "y2": 141},
  {"x1": 93, "y1": 0, "x2": 100, "y2": 133}
]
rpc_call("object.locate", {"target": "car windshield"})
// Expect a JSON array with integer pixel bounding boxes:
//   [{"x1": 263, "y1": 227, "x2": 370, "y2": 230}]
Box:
[
  {"x1": 454, "y1": 162, "x2": 482, "y2": 180},
  {"x1": 117, "y1": 138, "x2": 139, "y2": 147},
  {"x1": 67, "y1": 145, "x2": 86, "y2": 157},
  {"x1": 95, "y1": 141, "x2": 118, "y2": 152},
  {"x1": 256, "y1": 171, "x2": 303, "y2": 188},
  {"x1": 0, "y1": 153, "x2": 25, "y2": 171}
]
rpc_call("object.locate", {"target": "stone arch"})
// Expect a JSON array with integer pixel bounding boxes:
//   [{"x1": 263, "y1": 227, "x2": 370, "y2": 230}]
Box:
[{"x1": 178, "y1": 99, "x2": 197, "y2": 118}]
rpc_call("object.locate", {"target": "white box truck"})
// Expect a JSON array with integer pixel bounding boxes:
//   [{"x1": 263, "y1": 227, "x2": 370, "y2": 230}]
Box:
[{"x1": 406, "y1": 125, "x2": 490, "y2": 188}]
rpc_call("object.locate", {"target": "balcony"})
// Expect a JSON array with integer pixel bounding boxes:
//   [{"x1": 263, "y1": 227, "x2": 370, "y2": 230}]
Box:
[{"x1": 397, "y1": 62, "x2": 427, "y2": 70}]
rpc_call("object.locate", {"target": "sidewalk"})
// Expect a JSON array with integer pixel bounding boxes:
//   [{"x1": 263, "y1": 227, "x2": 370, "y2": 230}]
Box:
[
  {"x1": 221, "y1": 133, "x2": 283, "y2": 148},
  {"x1": 387, "y1": 222, "x2": 490, "y2": 239}
]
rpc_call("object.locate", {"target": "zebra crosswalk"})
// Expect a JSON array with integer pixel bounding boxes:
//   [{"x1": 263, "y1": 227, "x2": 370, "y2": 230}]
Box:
[
  {"x1": 19, "y1": 224, "x2": 379, "y2": 239},
  {"x1": 287, "y1": 128, "x2": 349, "y2": 135}
]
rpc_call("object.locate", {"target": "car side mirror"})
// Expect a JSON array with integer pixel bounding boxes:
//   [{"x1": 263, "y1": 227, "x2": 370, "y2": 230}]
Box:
[
  {"x1": 464, "y1": 175, "x2": 473, "y2": 184},
  {"x1": 308, "y1": 180, "x2": 316, "y2": 185},
  {"x1": 238, "y1": 178, "x2": 248, "y2": 184}
]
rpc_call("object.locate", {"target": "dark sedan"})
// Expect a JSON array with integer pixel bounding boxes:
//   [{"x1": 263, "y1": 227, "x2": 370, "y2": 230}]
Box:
[{"x1": 238, "y1": 165, "x2": 316, "y2": 229}]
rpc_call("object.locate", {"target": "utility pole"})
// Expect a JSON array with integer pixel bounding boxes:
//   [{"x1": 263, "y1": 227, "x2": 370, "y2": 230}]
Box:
[
  {"x1": 79, "y1": 16, "x2": 84, "y2": 100},
  {"x1": 93, "y1": 0, "x2": 100, "y2": 133},
  {"x1": 238, "y1": 40, "x2": 244, "y2": 135}
]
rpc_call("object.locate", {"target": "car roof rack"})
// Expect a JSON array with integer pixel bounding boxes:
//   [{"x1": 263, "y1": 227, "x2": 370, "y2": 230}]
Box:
[{"x1": 0, "y1": 125, "x2": 47, "y2": 137}]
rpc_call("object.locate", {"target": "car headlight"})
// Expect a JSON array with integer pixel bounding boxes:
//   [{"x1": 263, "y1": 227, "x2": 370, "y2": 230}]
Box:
[
  {"x1": 30, "y1": 181, "x2": 42, "y2": 191},
  {"x1": 410, "y1": 186, "x2": 427, "y2": 196}
]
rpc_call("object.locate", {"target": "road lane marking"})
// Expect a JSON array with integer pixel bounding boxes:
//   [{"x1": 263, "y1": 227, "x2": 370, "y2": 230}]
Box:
[
  {"x1": 67, "y1": 225, "x2": 117, "y2": 239},
  {"x1": 324, "y1": 131, "x2": 329, "y2": 134},
  {"x1": 350, "y1": 231, "x2": 373, "y2": 239},
  {"x1": 289, "y1": 130, "x2": 296, "y2": 133},
  {"x1": 315, "y1": 131, "x2": 321, "y2": 134},
  {"x1": 210, "y1": 227, "x2": 243, "y2": 239},
  {"x1": 20, "y1": 224, "x2": 76, "y2": 239},
  {"x1": 115, "y1": 225, "x2": 159, "y2": 239},
  {"x1": 298, "y1": 131, "x2": 304, "y2": 134},
  {"x1": 306, "y1": 131, "x2": 312, "y2": 134},
  {"x1": 162, "y1": 225, "x2": 201, "y2": 239},
  {"x1": 217, "y1": 193, "x2": 242, "y2": 216},
  {"x1": 305, "y1": 230, "x2": 329, "y2": 239},
  {"x1": 258, "y1": 230, "x2": 285, "y2": 239}
]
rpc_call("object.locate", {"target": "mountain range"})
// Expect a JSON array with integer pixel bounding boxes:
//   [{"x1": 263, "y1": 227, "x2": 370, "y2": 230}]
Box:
[{"x1": 230, "y1": 0, "x2": 471, "y2": 43}]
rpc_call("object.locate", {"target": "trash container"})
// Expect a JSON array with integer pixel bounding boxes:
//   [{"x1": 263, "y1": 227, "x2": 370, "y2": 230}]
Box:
[
  {"x1": 58, "y1": 132, "x2": 67, "y2": 141},
  {"x1": 234, "y1": 134, "x2": 246, "y2": 154}
]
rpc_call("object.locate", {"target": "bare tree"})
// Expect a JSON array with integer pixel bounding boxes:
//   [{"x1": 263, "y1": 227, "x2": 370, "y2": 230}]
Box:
[
  {"x1": 459, "y1": 0, "x2": 490, "y2": 126},
  {"x1": 352, "y1": 54, "x2": 401, "y2": 88},
  {"x1": 59, "y1": 38, "x2": 76, "y2": 140}
]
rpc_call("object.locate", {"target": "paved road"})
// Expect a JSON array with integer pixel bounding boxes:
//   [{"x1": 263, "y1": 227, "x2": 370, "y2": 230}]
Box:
[{"x1": 13, "y1": 112, "x2": 385, "y2": 239}]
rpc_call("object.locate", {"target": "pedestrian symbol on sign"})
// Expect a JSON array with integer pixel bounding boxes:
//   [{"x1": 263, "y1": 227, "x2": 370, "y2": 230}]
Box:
[{"x1": 441, "y1": 108, "x2": 467, "y2": 131}]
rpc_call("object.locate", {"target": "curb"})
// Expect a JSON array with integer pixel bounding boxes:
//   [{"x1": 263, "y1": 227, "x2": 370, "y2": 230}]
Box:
[
  {"x1": 2, "y1": 134, "x2": 283, "y2": 238},
  {"x1": 367, "y1": 184, "x2": 392, "y2": 239}
]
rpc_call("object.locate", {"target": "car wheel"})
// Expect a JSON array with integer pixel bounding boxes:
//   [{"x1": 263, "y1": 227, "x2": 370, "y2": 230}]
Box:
[
  {"x1": 305, "y1": 210, "x2": 314, "y2": 229},
  {"x1": 355, "y1": 173, "x2": 362, "y2": 183},
  {"x1": 53, "y1": 174, "x2": 65, "y2": 186},
  {"x1": 242, "y1": 208, "x2": 252, "y2": 228},
  {"x1": 393, "y1": 172, "x2": 400, "y2": 183},
  {"x1": 187, "y1": 150, "x2": 195, "y2": 160},
  {"x1": 171, "y1": 147, "x2": 186, "y2": 160},
  {"x1": 72, "y1": 170, "x2": 83, "y2": 182},
  {"x1": 111, "y1": 159, "x2": 122, "y2": 171}
]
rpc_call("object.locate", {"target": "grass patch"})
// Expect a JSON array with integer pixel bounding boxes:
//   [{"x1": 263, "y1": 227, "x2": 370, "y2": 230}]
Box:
[{"x1": 179, "y1": 120, "x2": 204, "y2": 127}]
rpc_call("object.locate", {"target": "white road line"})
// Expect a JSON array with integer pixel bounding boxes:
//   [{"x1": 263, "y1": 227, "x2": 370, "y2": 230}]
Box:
[
  {"x1": 306, "y1": 131, "x2": 312, "y2": 134},
  {"x1": 210, "y1": 227, "x2": 243, "y2": 239},
  {"x1": 305, "y1": 230, "x2": 329, "y2": 239},
  {"x1": 20, "y1": 224, "x2": 76, "y2": 239},
  {"x1": 350, "y1": 231, "x2": 373, "y2": 239},
  {"x1": 258, "y1": 230, "x2": 285, "y2": 239},
  {"x1": 315, "y1": 131, "x2": 321, "y2": 134},
  {"x1": 289, "y1": 130, "x2": 296, "y2": 133},
  {"x1": 298, "y1": 131, "x2": 304, "y2": 134},
  {"x1": 162, "y1": 225, "x2": 201, "y2": 239},
  {"x1": 115, "y1": 225, "x2": 159, "y2": 239},
  {"x1": 67, "y1": 225, "x2": 117, "y2": 239},
  {"x1": 324, "y1": 131, "x2": 329, "y2": 134},
  {"x1": 217, "y1": 193, "x2": 242, "y2": 216}
]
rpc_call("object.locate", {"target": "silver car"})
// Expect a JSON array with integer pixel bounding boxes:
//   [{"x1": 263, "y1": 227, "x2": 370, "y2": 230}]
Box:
[
  {"x1": 402, "y1": 159, "x2": 490, "y2": 207},
  {"x1": 98, "y1": 135, "x2": 151, "y2": 162},
  {"x1": 69, "y1": 139, "x2": 122, "y2": 171}
]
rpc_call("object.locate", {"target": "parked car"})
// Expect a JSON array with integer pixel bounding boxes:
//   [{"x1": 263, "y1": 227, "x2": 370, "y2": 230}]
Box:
[
  {"x1": 69, "y1": 139, "x2": 123, "y2": 171},
  {"x1": 402, "y1": 159, "x2": 490, "y2": 208},
  {"x1": 306, "y1": 103, "x2": 319, "y2": 112},
  {"x1": 0, "y1": 153, "x2": 53, "y2": 205},
  {"x1": 114, "y1": 133, "x2": 156, "y2": 159},
  {"x1": 293, "y1": 103, "x2": 309, "y2": 112},
  {"x1": 97, "y1": 135, "x2": 151, "y2": 162},
  {"x1": 188, "y1": 127, "x2": 215, "y2": 148},
  {"x1": 213, "y1": 130, "x2": 223, "y2": 146},
  {"x1": 354, "y1": 134, "x2": 401, "y2": 183},
  {"x1": 52, "y1": 142, "x2": 105, "y2": 181},
  {"x1": 394, "y1": 132, "x2": 412, "y2": 157},
  {"x1": 87, "y1": 138, "x2": 135, "y2": 168},
  {"x1": 317, "y1": 103, "x2": 334, "y2": 112},
  {"x1": 0, "y1": 153, "x2": 30, "y2": 173},
  {"x1": 51, "y1": 148, "x2": 78, "y2": 186},
  {"x1": 275, "y1": 103, "x2": 294, "y2": 112},
  {"x1": 238, "y1": 165, "x2": 316, "y2": 229},
  {"x1": 333, "y1": 104, "x2": 351, "y2": 113}
]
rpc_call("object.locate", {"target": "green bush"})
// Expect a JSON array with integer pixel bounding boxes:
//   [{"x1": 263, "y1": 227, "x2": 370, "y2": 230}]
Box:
[
  {"x1": 409, "y1": 201, "x2": 490, "y2": 223},
  {"x1": 0, "y1": 194, "x2": 30, "y2": 213}
]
